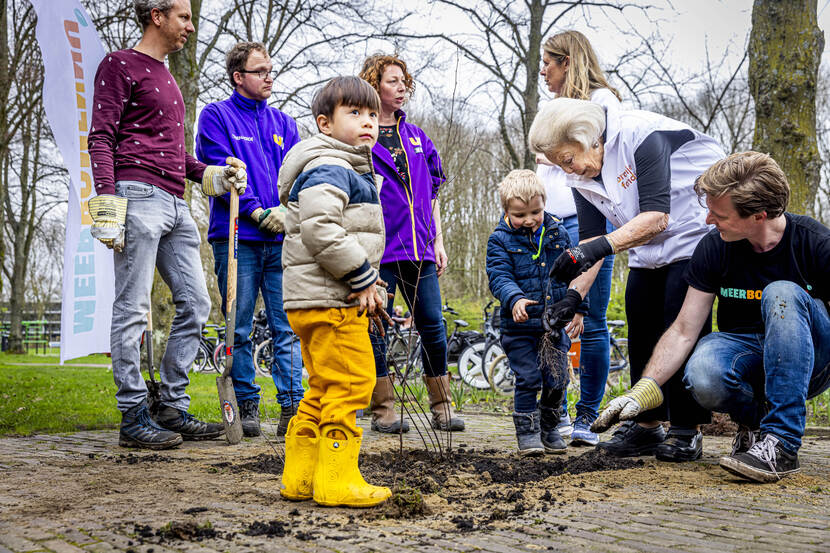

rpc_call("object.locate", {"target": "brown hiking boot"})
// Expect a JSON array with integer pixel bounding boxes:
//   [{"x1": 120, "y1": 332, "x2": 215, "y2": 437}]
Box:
[
  {"x1": 370, "y1": 375, "x2": 409, "y2": 433},
  {"x1": 424, "y1": 374, "x2": 465, "y2": 431}
]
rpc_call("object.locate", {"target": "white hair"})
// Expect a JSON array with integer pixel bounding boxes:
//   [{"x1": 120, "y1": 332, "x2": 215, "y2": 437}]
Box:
[{"x1": 528, "y1": 98, "x2": 606, "y2": 156}]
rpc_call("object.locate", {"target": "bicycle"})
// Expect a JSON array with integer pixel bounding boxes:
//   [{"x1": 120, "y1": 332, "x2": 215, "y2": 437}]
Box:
[
  {"x1": 457, "y1": 300, "x2": 506, "y2": 389},
  {"x1": 192, "y1": 324, "x2": 223, "y2": 373},
  {"x1": 211, "y1": 326, "x2": 227, "y2": 372},
  {"x1": 385, "y1": 316, "x2": 424, "y2": 381},
  {"x1": 443, "y1": 304, "x2": 484, "y2": 366}
]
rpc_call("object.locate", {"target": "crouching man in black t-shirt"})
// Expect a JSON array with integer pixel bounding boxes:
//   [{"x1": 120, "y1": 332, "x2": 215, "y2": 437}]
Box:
[{"x1": 592, "y1": 151, "x2": 830, "y2": 482}]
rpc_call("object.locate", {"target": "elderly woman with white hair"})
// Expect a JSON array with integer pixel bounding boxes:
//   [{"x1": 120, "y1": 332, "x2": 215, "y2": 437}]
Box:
[{"x1": 528, "y1": 97, "x2": 725, "y2": 463}]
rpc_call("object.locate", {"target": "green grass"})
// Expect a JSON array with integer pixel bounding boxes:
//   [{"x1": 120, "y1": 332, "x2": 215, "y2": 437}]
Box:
[
  {"x1": 0, "y1": 363, "x2": 280, "y2": 436},
  {"x1": 0, "y1": 350, "x2": 111, "y2": 366}
]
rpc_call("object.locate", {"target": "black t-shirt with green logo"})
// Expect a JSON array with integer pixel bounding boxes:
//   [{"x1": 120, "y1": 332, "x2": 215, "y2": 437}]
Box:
[{"x1": 685, "y1": 213, "x2": 830, "y2": 334}]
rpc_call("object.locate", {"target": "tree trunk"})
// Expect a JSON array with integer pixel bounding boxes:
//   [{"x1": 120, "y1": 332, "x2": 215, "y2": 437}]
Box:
[
  {"x1": 0, "y1": 0, "x2": 10, "y2": 298},
  {"x1": 168, "y1": 0, "x2": 201, "y2": 205},
  {"x1": 749, "y1": 0, "x2": 823, "y2": 215},
  {"x1": 149, "y1": 0, "x2": 203, "y2": 363},
  {"x1": 7, "y1": 116, "x2": 32, "y2": 354},
  {"x1": 520, "y1": 0, "x2": 543, "y2": 169}
]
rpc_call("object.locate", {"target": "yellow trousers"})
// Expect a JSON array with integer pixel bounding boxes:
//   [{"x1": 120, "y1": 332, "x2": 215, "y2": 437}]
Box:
[{"x1": 286, "y1": 307, "x2": 375, "y2": 436}]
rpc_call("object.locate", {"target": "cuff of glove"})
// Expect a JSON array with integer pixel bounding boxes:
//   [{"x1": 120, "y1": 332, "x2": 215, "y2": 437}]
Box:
[
  {"x1": 88, "y1": 194, "x2": 128, "y2": 224},
  {"x1": 201, "y1": 165, "x2": 226, "y2": 196},
  {"x1": 628, "y1": 376, "x2": 664, "y2": 410}
]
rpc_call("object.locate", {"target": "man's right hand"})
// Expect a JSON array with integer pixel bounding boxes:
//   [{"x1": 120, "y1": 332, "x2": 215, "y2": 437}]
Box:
[
  {"x1": 591, "y1": 376, "x2": 664, "y2": 432},
  {"x1": 88, "y1": 194, "x2": 128, "y2": 252}
]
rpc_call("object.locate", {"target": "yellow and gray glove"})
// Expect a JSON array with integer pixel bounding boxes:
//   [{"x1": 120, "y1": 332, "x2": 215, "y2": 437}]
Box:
[
  {"x1": 201, "y1": 156, "x2": 247, "y2": 196},
  {"x1": 591, "y1": 376, "x2": 663, "y2": 433},
  {"x1": 251, "y1": 205, "x2": 286, "y2": 234},
  {"x1": 88, "y1": 194, "x2": 128, "y2": 252}
]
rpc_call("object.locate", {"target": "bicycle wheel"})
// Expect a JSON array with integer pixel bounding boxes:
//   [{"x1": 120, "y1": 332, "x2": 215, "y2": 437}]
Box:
[
  {"x1": 487, "y1": 353, "x2": 514, "y2": 393},
  {"x1": 213, "y1": 342, "x2": 226, "y2": 373},
  {"x1": 457, "y1": 340, "x2": 490, "y2": 389},
  {"x1": 607, "y1": 337, "x2": 628, "y2": 391},
  {"x1": 253, "y1": 338, "x2": 273, "y2": 378},
  {"x1": 192, "y1": 343, "x2": 211, "y2": 373}
]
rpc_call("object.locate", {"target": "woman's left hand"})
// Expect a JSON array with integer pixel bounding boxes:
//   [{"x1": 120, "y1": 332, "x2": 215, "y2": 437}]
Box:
[
  {"x1": 434, "y1": 240, "x2": 448, "y2": 277},
  {"x1": 565, "y1": 313, "x2": 584, "y2": 340}
]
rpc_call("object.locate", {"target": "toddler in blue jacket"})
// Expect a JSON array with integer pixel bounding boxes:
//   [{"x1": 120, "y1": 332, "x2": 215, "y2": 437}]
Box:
[{"x1": 486, "y1": 169, "x2": 589, "y2": 456}]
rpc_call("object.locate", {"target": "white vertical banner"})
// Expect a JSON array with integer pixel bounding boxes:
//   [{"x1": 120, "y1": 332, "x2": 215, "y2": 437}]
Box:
[{"x1": 30, "y1": 0, "x2": 113, "y2": 363}]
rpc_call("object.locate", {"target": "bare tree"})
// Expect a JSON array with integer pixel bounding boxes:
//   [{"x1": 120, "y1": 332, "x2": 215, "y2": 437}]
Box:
[
  {"x1": 749, "y1": 0, "x2": 823, "y2": 215},
  {"x1": 3, "y1": 48, "x2": 63, "y2": 352},
  {"x1": 387, "y1": 0, "x2": 647, "y2": 170}
]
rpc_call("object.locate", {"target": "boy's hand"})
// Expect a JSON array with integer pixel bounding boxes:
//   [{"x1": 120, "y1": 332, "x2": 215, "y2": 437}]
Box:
[{"x1": 511, "y1": 298, "x2": 538, "y2": 323}]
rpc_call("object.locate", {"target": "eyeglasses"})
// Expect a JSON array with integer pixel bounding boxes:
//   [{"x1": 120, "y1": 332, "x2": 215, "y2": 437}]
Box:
[{"x1": 239, "y1": 69, "x2": 276, "y2": 80}]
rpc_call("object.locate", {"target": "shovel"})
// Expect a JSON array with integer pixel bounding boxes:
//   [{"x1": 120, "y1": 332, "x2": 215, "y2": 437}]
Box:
[
  {"x1": 144, "y1": 309, "x2": 161, "y2": 416},
  {"x1": 217, "y1": 185, "x2": 244, "y2": 444}
]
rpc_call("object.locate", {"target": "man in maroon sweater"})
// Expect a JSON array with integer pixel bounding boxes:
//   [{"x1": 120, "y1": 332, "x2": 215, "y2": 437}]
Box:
[{"x1": 88, "y1": 0, "x2": 247, "y2": 450}]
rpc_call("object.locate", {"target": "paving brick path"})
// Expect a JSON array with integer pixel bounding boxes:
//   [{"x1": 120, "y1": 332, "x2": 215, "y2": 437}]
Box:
[{"x1": 1, "y1": 414, "x2": 828, "y2": 553}]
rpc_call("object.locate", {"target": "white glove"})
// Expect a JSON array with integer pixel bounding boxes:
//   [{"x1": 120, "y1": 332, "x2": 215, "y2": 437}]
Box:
[
  {"x1": 252, "y1": 206, "x2": 286, "y2": 234},
  {"x1": 88, "y1": 194, "x2": 128, "y2": 252},
  {"x1": 592, "y1": 377, "x2": 663, "y2": 432},
  {"x1": 201, "y1": 156, "x2": 247, "y2": 196}
]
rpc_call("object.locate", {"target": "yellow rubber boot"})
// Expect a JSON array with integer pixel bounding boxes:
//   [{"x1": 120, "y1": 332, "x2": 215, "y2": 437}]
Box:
[
  {"x1": 280, "y1": 417, "x2": 319, "y2": 500},
  {"x1": 312, "y1": 424, "x2": 391, "y2": 508}
]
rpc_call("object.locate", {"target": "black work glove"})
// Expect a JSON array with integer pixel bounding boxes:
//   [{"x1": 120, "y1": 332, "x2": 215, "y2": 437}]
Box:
[
  {"x1": 550, "y1": 236, "x2": 614, "y2": 282},
  {"x1": 543, "y1": 289, "x2": 583, "y2": 332}
]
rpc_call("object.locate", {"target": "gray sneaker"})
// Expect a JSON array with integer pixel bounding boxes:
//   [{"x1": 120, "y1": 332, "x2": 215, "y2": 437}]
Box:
[
  {"x1": 120, "y1": 402, "x2": 182, "y2": 450},
  {"x1": 155, "y1": 405, "x2": 224, "y2": 440}
]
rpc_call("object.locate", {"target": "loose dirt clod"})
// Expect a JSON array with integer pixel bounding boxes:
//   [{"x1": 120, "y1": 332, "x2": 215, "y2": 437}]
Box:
[
  {"x1": 245, "y1": 520, "x2": 291, "y2": 537},
  {"x1": 156, "y1": 521, "x2": 219, "y2": 541}
]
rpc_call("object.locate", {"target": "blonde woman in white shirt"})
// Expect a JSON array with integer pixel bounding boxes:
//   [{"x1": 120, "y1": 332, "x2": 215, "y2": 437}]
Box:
[{"x1": 537, "y1": 30, "x2": 621, "y2": 447}]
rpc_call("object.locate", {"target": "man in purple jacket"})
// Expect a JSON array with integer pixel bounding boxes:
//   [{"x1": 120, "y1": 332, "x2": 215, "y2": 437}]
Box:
[
  {"x1": 196, "y1": 41, "x2": 303, "y2": 438},
  {"x1": 88, "y1": 0, "x2": 247, "y2": 450}
]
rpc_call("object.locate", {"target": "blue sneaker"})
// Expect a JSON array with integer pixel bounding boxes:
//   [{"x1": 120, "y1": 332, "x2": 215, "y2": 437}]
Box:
[{"x1": 570, "y1": 415, "x2": 599, "y2": 446}]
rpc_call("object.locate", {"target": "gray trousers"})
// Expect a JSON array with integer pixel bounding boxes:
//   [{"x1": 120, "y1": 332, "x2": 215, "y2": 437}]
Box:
[{"x1": 111, "y1": 180, "x2": 210, "y2": 412}]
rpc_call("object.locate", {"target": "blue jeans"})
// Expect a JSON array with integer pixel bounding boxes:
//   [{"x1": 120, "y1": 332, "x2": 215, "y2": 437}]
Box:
[
  {"x1": 111, "y1": 181, "x2": 211, "y2": 412},
  {"x1": 371, "y1": 261, "x2": 447, "y2": 378},
  {"x1": 501, "y1": 331, "x2": 568, "y2": 412},
  {"x1": 684, "y1": 281, "x2": 830, "y2": 453},
  {"x1": 562, "y1": 215, "x2": 613, "y2": 421},
  {"x1": 212, "y1": 240, "x2": 303, "y2": 407}
]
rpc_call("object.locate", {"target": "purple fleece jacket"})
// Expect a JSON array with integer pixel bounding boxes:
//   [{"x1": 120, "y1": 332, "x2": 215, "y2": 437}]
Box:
[{"x1": 371, "y1": 110, "x2": 446, "y2": 264}]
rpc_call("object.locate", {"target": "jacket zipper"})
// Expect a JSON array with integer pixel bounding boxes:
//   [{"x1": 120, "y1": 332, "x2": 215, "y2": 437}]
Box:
[{"x1": 395, "y1": 118, "x2": 419, "y2": 261}]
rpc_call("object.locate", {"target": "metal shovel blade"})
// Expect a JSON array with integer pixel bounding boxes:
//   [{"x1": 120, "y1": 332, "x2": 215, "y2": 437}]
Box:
[{"x1": 217, "y1": 372, "x2": 243, "y2": 444}]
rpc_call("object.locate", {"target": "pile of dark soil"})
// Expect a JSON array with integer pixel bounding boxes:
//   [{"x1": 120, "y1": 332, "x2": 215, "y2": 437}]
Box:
[
  {"x1": 701, "y1": 412, "x2": 738, "y2": 436},
  {"x1": 362, "y1": 447, "x2": 643, "y2": 488}
]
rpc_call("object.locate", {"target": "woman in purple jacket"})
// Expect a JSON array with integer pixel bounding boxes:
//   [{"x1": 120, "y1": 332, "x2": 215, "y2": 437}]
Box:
[{"x1": 359, "y1": 54, "x2": 464, "y2": 433}]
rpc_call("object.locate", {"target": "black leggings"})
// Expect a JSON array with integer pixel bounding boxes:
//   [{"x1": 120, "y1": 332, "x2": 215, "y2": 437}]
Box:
[{"x1": 626, "y1": 261, "x2": 712, "y2": 427}]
